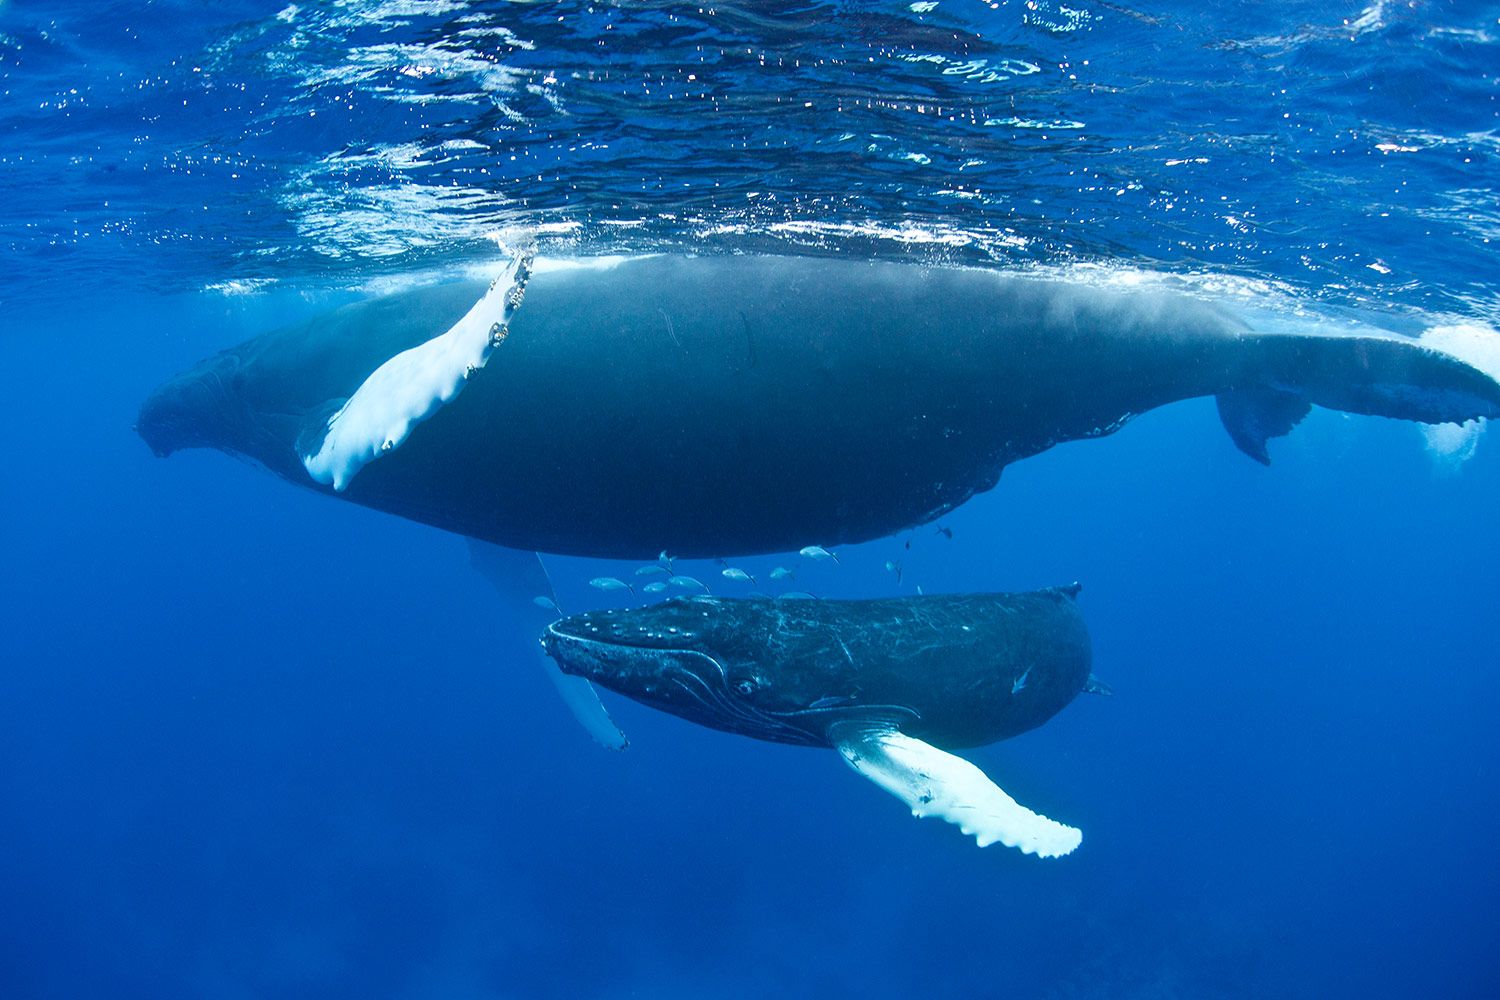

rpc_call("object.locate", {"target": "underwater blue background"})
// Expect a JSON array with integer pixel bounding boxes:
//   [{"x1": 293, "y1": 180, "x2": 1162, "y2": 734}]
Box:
[{"x1": 3, "y1": 2, "x2": 1498, "y2": 998}]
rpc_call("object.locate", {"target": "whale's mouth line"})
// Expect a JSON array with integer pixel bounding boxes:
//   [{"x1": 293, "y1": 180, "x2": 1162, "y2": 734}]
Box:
[
  {"x1": 545, "y1": 623, "x2": 824, "y2": 746},
  {"x1": 547, "y1": 622, "x2": 662, "y2": 652},
  {"x1": 544, "y1": 622, "x2": 709, "y2": 672},
  {"x1": 544, "y1": 618, "x2": 705, "y2": 653},
  {"x1": 543, "y1": 623, "x2": 621, "y2": 661}
]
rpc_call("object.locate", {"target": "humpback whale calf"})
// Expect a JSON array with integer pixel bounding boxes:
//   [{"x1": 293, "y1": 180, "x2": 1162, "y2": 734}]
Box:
[
  {"x1": 542, "y1": 588, "x2": 1096, "y2": 856},
  {"x1": 137, "y1": 254, "x2": 1500, "y2": 558}
]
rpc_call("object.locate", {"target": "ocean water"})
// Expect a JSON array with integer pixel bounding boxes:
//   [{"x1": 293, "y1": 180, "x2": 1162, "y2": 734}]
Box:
[{"x1": 2, "y1": 2, "x2": 1498, "y2": 998}]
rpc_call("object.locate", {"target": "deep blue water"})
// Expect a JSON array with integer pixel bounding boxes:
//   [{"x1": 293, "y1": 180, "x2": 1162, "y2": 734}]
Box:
[{"x1": 3, "y1": 2, "x2": 1499, "y2": 998}]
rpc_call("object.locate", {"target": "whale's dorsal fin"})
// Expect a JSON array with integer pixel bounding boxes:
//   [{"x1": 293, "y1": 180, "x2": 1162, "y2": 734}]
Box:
[{"x1": 830, "y1": 722, "x2": 1081, "y2": 858}]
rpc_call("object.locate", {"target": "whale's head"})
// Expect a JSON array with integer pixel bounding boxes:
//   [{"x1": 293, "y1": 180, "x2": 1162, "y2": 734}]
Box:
[
  {"x1": 136, "y1": 351, "x2": 254, "y2": 459},
  {"x1": 542, "y1": 597, "x2": 842, "y2": 746},
  {"x1": 137, "y1": 283, "x2": 488, "y2": 477},
  {"x1": 135, "y1": 348, "x2": 312, "y2": 482}
]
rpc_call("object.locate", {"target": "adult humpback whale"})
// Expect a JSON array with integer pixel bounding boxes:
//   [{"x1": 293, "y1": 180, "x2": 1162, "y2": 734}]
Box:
[
  {"x1": 542, "y1": 588, "x2": 1096, "y2": 856},
  {"x1": 137, "y1": 255, "x2": 1500, "y2": 558}
]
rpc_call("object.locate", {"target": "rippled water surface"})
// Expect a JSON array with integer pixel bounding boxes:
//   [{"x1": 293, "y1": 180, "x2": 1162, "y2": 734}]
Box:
[{"x1": 4, "y1": 1, "x2": 1497, "y2": 319}]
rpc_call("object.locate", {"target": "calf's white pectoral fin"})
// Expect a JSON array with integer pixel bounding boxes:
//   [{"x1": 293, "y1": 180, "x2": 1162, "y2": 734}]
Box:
[
  {"x1": 833, "y1": 726, "x2": 1081, "y2": 858},
  {"x1": 540, "y1": 656, "x2": 629, "y2": 751},
  {"x1": 301, "y1": 251, "x2": 535, "y2": 491}
]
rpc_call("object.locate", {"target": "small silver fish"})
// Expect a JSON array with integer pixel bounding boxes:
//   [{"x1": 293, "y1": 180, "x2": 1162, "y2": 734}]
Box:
[
  {"x1": 799, "y1": 545, "x2": 839, "y2": 564},
  {"x1": 532, "y1": 595, "x2": 561, "y2": 613},
  {"x1": 643, "y1": 581, "x2": 668, "y2": 594},
  {"x1": 668, "y1": 575, "x2": 708, "y2": 592},
  {"x1": 769, "y1": 566, "x2": 794, "y2": 581},
  {"x1": 1012, "y1": 666, "x2": 1032, "y2": 695},
  {"x1": 721, "y1": 567, "x2": 756, "y2": 585},
  {"x1": 776, "y1": 591, "x2": 817, "y2": 600},
  {"x1": 635, "y1": 564, "x2": 667, "y2": 577},
  {"x1": 884, "y1": 559, "x2": 902, "y2": 584},
  {"x1": 658, "y1": 550, "x2": 675, "y2": 571},
  {"x1": 589, "y1": 577, "x2": 634, "y2": 594}
]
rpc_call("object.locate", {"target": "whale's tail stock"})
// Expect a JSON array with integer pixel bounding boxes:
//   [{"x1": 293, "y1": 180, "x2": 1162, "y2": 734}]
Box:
[{"x1": 1218, "y1": 325, "x2": 1500, "y2": 464}]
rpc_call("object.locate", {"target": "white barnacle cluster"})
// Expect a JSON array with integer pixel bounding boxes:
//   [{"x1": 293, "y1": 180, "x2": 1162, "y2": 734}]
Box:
[{"x1": 301, "y1": 251, "x2": 534, "y2": 491}]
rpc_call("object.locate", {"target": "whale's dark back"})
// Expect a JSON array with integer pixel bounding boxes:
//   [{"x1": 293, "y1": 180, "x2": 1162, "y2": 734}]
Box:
[{"x1": 742, "y1": 589, "x2": 1093, "y2": 749}]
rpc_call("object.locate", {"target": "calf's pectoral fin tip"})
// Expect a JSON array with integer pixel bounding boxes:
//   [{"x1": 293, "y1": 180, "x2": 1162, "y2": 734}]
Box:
[
  {"x1": 466, "y1": 539, "x2": 628, "y2": 750},
  {"x1": 832, "y1": 723, "x2": 1081, "y2": 858},
  {"x1": 544, "y1": 661, "x2": 630, "y2": 751}
]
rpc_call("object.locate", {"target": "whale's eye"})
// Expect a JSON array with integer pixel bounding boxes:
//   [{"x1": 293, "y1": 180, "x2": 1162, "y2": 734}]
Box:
[{"x1": 732, "y1": 678, "x2": 757, "y2": 698}]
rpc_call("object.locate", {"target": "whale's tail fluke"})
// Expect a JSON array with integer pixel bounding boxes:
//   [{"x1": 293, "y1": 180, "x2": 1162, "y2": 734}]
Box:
[{"x1": 1218, "y1": 331, "x2": 1500, "y2": 464}]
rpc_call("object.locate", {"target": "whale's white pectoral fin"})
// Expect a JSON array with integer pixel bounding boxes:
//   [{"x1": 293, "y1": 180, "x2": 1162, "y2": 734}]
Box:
[
  {"x1": 467, "y1": 539, "x2": 628, "y2": 750},
  {"x1": 833, "y1": 725, "x2": 1081, "y2": 858},
  {"x1": 300, "y1": 251, "x2": 535, "y2": 491}
]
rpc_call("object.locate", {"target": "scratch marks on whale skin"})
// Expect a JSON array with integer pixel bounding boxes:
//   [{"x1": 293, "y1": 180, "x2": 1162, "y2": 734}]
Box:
[
  {"x1": 729, "y1": 310, "x2": 758, "y2": 372},
  {"x1": 658, "y1": 308, "x2": 681, "y2": 348},
  {"x1": 832, "y1": 630, "x2": 856, "y2": 668}
]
